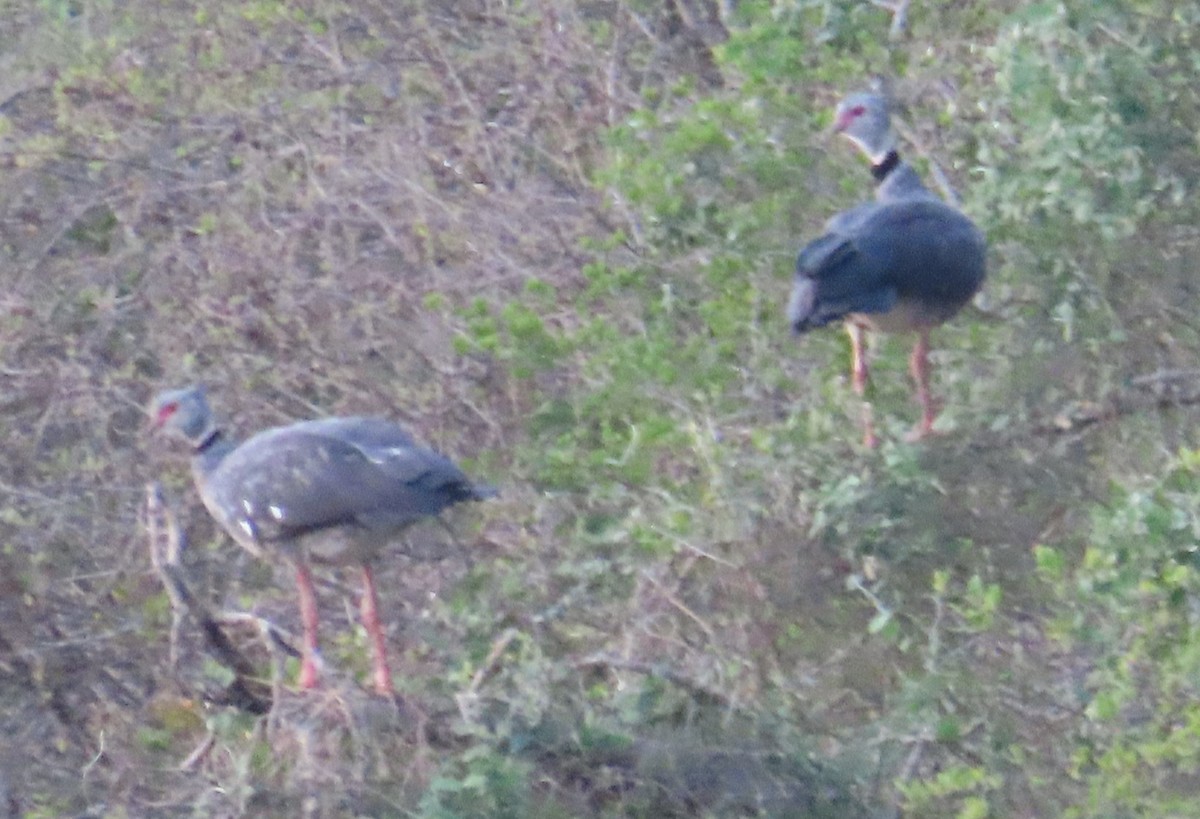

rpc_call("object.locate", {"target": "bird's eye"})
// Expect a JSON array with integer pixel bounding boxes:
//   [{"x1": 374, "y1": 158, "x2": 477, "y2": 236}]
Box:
[
  {"x1": 850, "y1": 105, "x2": 866, "y2": 117},
  {"x1": 158, "y1": 402, "x2": 179, "y2": 423}
]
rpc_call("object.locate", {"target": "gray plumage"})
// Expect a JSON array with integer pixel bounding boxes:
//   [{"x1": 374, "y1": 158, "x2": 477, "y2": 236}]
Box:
[
  {"x1": 787, "y1": 91, "x2": 987, "y2": 444},
  {"x1": 788, "y1": 93, "x2": 986, "y2": 335},
  {"x1": 150, "y1": 384, "x2": 495, "y2": 694},
  {"x1": 152, "y1": 385, "x2": 494, "y2": 562}
]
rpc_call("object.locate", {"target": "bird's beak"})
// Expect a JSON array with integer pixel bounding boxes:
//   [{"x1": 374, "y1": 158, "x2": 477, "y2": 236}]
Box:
[{"x1": 147, "y1": 405, "x2": 170, "y2": 431}]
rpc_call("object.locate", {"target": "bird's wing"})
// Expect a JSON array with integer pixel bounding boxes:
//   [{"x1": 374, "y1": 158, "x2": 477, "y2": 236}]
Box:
[
  {"x1": 852, "y1": 200, "x2": 987, "y2": 305},
  {"x1": 790, "y1": 199, "x2": 985, "y2": 331},
  {"x1": 206, "y1": 419, "x2": 476, "y2": 543}
]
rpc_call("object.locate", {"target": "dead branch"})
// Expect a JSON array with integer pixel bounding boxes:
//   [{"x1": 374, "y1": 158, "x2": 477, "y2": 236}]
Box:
[
  {"x1": 1036, "y1": 371, "x2": 1200, "y2": 436},
  {"x1": 575, "y1": 653, "x2": 733, "y2": 708},
  {"x1": 869, "y1": 0, "x2": 912, "y2": 40},
  {"x1": 892, "y1": 117, "x2": 962, "y2": 206},
  {"x1": 143, "y1": 482, "x2": 274, "y2": 714}
]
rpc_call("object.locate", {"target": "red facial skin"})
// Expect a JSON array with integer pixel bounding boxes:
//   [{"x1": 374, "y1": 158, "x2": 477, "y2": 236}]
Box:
[
  {"x1": 153, "y1": 402, "x2": 178, "y2": 429},
  {"x1": 834, "y1": 104, "x2": 867, "y2": 133}
]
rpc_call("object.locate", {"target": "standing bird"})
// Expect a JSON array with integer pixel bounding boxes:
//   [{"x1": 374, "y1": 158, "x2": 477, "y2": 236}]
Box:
[
  {"x1": 788, "y1": 92, "x2": 986, "y2": 446},
  {"x1": 149, "y1": 385, "x2": 496, "y2": 696}
]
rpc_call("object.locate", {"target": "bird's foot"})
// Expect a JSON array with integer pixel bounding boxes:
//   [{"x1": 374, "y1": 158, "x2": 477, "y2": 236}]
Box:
[
  {"x1": 904, "y1": 392, "x2": 943, "y2": 442},
  {"x1": 903, "y1": 417, "x2": 940, "y2": 443}
]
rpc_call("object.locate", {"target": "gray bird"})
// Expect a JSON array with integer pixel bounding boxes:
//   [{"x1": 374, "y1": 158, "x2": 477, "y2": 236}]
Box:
[
  {"x1": 788, "y1": 92, "x2": 987, "y2": 446},
  {"x1": 149, "y1": 385, "x2": 496, "y2": 695}
]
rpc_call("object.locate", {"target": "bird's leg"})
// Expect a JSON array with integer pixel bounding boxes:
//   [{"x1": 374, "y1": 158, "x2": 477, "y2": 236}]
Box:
[
  {"x1": 359, "y1": 564, "x2": 396, "y2": 696},
  {"x1": 847, "y1": 322, "x2": 870, "y2": 394},
  {"x1": 846, "y1": 323, "x2": 878, "y2": 448},
  {"x1": 294, "y1": 562, "x2": 322, "y2": 689},
  {"x1": 907, "y1": 329, "x2": 939, "y2": 440}
]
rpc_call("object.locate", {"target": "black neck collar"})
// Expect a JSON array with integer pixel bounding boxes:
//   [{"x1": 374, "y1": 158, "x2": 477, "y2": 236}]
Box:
[
  {"x1": 871, "y1": 150, "x2": 901, "y2": 182},
  {"x1": 194, "y1": 428, "x2": 222, "y2": 455}
]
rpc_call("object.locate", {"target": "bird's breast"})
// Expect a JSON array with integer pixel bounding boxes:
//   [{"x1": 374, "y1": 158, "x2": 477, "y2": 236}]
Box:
[
  {"x1": 849, "y1": 295, "x2": 963, "y2": 334},
  {"x1": 295, "y1": 525, "x2": 383, "y2": 565}
]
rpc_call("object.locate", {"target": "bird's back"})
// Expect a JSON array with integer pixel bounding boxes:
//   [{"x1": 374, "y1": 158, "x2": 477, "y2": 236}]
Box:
[
  {"x1": 790, "y1": 188, "x2": 985, "y2": 333},
  {"x1": 198, "y1": 417, "x2": 492, "y2": 562}
]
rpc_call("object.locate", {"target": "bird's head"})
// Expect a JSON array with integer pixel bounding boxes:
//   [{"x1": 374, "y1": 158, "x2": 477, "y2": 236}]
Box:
[
  {"x1": 832, "y1": 92, "x2": 895, "y2": 164},
  {"x1": 149, "y1": 385, "x2": 213, "y2": 444}
]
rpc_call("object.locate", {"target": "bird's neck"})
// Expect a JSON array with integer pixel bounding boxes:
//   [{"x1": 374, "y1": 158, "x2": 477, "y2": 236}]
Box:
[
  {"x1": 845, "y1": 126, "x2": 899, "y2": 168},
  {"x1": 871, "y1": 150, "x2": 902, "y2": 183},
  {"x1": 193, "y1": 426, "x2": 224, "y2": 456}
]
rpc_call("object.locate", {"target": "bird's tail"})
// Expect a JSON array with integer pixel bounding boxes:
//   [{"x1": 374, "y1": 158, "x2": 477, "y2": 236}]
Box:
[
  {"x1": 789, "y1": 235, "x2": 865, "y2": 333},
  {"x1": 787, "y1": 278, "x2": 818, "y2": 334},
  {"x1": 469, "y1": 482, "x2": 499, "y2": 501}
]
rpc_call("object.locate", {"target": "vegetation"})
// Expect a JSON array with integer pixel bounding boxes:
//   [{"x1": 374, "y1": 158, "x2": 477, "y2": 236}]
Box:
[{"x1": 2, "y1": 0, "x2": 1199, "y2": 816}]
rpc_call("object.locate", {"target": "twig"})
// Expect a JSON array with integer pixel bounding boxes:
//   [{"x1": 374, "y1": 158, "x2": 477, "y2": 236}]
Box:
[
  {"x1": 605, "y1": 10, "x2": 624, "y2": 127},
  {"x1": 16, "y1": 183, "x2": 125, "y2": 290},
  {"x1": 467, "y1": 628, "x2": 520, "y2": 695},
  {"x1": 215, "y1": 612, "x2": 301, "y2": 660},
  {"x1": 575, "y1": 653, "x2": 733, "y2": 708},
  {"x1": 883, "y1": 732, "x2": 929, "y2": 819},
  {"x1": 144, "y1": 483, "x2": 185, "y2": 669},
  {"x1": 1094, "y1": 21, "x2": 1143, "y2": 52},
  {"x1": 81, "y1": 729, "x2": 106, "y2": 780},
  {"x1": 892, "y1": 118, "x2": 961, "y2": 206},
  {"x1": 178, "y1": 730, "x2": 216, "y2": 772},
  {"x1": 640, "y1": 568, "x2": 717, "y2": 640},
  {"x1": 456, "y1": 628, "x2": 520, "y2": 722},
  {"x1": 1128, "y1": 368, "x2": 1200, "y2": 388},
  {"x1": 530, "y1": 580, "x2": 591, "y2": 625},
  {"x1": 1034, "y1": 374, "x2": 1200, "y2": 436},
  {"x1": 621, "y1": 4, "x2": 660, "y2": 43},
  {"x1": 143, "y1": 483, "x2": 274, "y2": 714},
  {"x1": 869, "y1": 0, "x2": 912, "y2": 40}
]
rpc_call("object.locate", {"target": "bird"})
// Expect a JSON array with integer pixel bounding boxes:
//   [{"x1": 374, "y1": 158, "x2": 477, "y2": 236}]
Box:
[
  {"x1": 787, "y1": 91, "x2": 986, "y2": 447},
  {"x1": 149, "y1": 385, "x2": 496, "y2": 696}
]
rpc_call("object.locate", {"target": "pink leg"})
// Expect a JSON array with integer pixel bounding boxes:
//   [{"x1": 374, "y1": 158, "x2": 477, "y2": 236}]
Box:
[
  {"x1": 846, "y1": 323, "x2": 877, "y2": 448},
  {"x1": 294, "y1": 562, "x2": 321, "y2": 689},
  {"x1": 360, "y1": 564, "x2": 395, "y2": 696},
  {"x1": 907, "y1": 329, "x2": 938, "y2": 440}
]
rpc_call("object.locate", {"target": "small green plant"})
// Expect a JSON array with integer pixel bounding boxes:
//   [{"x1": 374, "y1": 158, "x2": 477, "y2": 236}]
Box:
[{"x1": 1044, "y1": 447, "x2": 1200, "y2": 817}]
